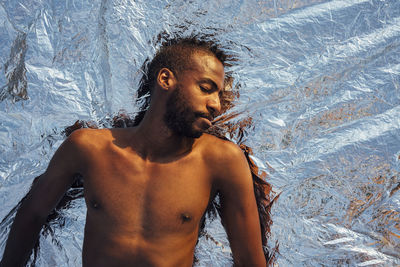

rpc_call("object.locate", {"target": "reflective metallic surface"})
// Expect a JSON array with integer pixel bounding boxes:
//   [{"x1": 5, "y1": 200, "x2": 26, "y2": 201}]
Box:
[{"x1": 1, "y1": 0, "x2": 400, "y2": 266}]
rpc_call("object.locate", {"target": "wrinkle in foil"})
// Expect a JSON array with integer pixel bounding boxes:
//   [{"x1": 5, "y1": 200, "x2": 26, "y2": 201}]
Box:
[{"x1": 1, "y1": 0, "x2": 400, "y2": 266}]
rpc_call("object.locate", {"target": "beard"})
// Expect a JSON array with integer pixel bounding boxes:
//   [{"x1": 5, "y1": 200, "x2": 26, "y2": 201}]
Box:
[{"x1": 163, "y1": 86, "x2": 211, "y2": 138}]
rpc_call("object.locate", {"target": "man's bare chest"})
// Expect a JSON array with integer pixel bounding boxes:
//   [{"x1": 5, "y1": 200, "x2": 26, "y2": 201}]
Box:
[{"x1": 81, "y1": 149, "x2": 213, "y2": 237}]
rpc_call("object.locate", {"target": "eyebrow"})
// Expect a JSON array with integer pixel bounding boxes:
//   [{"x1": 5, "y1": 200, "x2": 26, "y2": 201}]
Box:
[{"x1": 198, "y1": 78, "x2": 221, "y2": 92}]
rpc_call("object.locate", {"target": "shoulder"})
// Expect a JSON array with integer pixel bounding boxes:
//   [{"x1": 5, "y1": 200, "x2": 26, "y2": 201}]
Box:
[
  {"x1": 198, "y1": 134, "x2": 250, "y2": 181},
  {"x1": 200, "y1": 133, "x2": 246, "y2": 161},
  {"x1": 67, "y1": 128, "x2": 113, "y2": 147},
  {"x1": 51, "y1": 128, "x2": 116, "y2": 172},
  {"x1": 67, "y1": 127, "x2": 111, "y2": 141},
  {"x1": 59, "y1": 128, "x2": 117, "y2": 160}
]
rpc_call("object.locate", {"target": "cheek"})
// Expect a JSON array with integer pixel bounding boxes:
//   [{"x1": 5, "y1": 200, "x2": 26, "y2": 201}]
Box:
[
  {"x1": 174, "y1": 94, "x2": 195, "y2": 115},
  {"x1": 174, "y1": 84, "x2": 203, "y2": 111},
  {"x1": 178, "y1": 93, "x2": 197, "y2": 110}
]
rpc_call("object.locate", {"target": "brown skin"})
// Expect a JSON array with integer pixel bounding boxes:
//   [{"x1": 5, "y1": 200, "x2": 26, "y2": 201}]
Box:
[{"x1": 1, "y1": 53, "x2": 266, "y2": 267}]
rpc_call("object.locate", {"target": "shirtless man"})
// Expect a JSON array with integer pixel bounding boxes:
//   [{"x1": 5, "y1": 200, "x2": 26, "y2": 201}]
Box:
[{"x1": 1, "y1": 37, "x2": 267, "y2": 266}]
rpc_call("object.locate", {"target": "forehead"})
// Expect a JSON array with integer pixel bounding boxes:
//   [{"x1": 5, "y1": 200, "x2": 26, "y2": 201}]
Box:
[{"x1": 187, "y1": 52, "x2": 225, "y2": 89}]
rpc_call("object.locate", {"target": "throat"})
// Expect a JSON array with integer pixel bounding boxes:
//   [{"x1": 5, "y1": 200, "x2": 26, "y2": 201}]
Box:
[{"x1": 136, "y1": 132, "x2": 196, "y2": 162}]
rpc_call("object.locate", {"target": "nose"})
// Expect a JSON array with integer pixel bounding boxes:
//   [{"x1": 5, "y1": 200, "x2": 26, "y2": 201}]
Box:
[{"x1": 207, "y1": 93, "x2": 221, "y2": 117}]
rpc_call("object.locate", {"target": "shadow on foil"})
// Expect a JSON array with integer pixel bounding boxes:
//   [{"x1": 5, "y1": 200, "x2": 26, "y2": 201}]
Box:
[{"x1": 0, "y1": 32, "x2": 28, "y2": 102}]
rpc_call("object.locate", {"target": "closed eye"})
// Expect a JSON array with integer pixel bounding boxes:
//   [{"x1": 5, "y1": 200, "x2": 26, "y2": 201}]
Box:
[
  {"x1": 200, "y1": 85, "x2": 211, "y2": 92},
  {"x1": 198, "y1": 78, "x2": 221, "y2": 94}
]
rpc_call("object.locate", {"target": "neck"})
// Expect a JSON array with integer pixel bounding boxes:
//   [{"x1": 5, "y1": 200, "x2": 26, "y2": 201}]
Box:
[{"x1": 132, "y1": 108, "x2": 196, "y2": 162}]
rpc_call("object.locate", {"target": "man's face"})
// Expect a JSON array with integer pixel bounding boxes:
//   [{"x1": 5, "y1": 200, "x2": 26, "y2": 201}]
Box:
[{"x1": 163, "y1": 52, "x2": 225, "y2": 138}]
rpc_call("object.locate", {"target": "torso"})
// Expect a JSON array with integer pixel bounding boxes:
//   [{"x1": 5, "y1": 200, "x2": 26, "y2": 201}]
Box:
[{"x1": 74, "y1": 128, "x2": 223, "y2": 267}]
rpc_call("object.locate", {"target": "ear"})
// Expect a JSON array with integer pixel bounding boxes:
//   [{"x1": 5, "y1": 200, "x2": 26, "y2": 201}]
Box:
[{"x1": 156, "y1": 68, "x2": 177, "y2": 91}]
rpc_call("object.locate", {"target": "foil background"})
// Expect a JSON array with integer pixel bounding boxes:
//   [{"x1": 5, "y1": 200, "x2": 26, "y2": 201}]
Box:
[{"x1": 1, "y1": 0, "x2": 400, "y2": 266}]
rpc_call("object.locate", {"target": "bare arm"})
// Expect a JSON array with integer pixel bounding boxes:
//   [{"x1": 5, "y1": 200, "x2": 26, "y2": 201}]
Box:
[
  {"x1": 216, "y1": 143, "x2": 266, "y2": 267},
  {"x1": 0, "y1": 132, "x2": 84, "y2": 267}
]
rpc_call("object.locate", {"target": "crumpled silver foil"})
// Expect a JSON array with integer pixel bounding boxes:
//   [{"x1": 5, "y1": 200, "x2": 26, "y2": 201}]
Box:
[{"x1": 1, "y1": 0, "x2": 400, "y2": 266}]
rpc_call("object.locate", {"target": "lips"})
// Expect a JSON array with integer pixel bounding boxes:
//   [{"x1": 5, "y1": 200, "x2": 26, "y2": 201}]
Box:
[
  {"x1": 194, "y1": 112, "x2": 214, "y2": 129},
  {"x1": 196, "y1": 113, "x2": 213, "y2": 121},
  {"x1": 195, "y1": 114, "x2": 212, "y2": 128},
  {"x1": 200, "y1": 117, "x2": 212, "y2": 128}
]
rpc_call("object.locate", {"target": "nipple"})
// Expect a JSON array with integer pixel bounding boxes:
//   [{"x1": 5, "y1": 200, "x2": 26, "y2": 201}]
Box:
[
  {"x1": 91, "y1": 200, "x2": 99, "y2": 209},
  {"x1": 181, "y1": 213, "x2": 192, "y2": 223}
]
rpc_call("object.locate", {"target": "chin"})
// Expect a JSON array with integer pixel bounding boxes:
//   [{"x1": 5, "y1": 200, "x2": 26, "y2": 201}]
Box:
[
  {"x1": 190, "y1": 123, "x2": 210, "y2": 138},
  {"x1": 185, "y1": 125, "x2": 205, "y2": 138}
]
